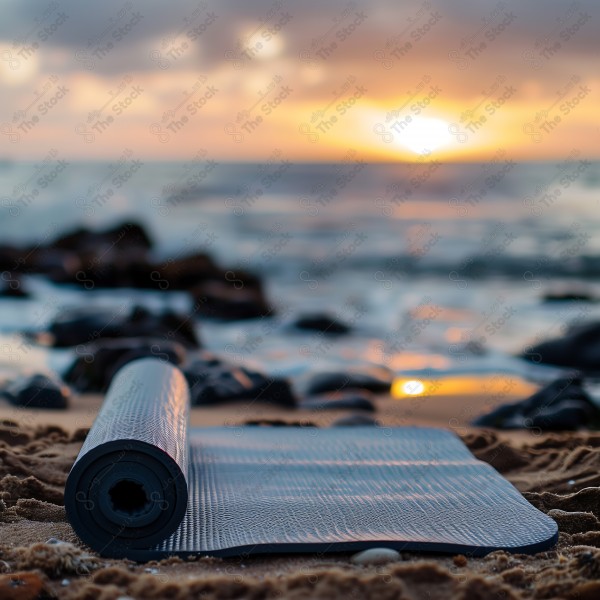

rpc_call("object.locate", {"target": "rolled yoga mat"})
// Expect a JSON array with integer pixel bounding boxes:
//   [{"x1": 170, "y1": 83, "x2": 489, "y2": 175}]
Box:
[{"x1": 65, "y1": 358, "x2": 558, "y2": 560}]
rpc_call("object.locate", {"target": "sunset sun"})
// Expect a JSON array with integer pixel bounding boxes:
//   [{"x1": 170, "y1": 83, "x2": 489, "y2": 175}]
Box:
[{"x1": 395, "y1": 116, "x2": 452, "y2": 155}]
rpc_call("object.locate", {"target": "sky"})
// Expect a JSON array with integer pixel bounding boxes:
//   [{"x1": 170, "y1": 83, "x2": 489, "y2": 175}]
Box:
[{"x1": 0, "y1": 0, "x2": 598, "y2": 161}]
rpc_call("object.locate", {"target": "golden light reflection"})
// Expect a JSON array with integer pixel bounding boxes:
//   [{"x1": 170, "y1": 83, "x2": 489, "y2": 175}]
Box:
[
  {"x1": 392, "y1": 375, "x2": 537, "y2": 400},
  {"x1": 385, "y1": 353, "x2": 450, "y2": 371},
  {"x1": 402, "y1": 380, "x2": 425, "y2": 395}
]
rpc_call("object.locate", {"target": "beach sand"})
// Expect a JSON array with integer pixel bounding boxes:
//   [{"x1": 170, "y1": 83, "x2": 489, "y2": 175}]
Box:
[{"x1": 0, "y1": 390, "x2": 598, "y2": 599}]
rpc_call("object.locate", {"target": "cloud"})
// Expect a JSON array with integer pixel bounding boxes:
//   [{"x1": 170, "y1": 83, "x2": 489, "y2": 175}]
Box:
[
  {"x1": 1, "y1": 0, "x2": 599, "y2": 160},
  {"x1": 0, "y1": 0, "x2": 598, "y2": 76}
]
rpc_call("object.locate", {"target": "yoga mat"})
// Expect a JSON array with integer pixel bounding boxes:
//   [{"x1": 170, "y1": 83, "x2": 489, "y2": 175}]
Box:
[{"x1": 65, "y1": 358, "x2": 558, "y2": 560}]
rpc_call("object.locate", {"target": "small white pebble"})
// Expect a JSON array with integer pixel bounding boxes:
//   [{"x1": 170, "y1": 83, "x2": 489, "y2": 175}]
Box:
[
  {"x1": 144, "y1": 567, "x2": 159, "y2": 574},
  {"x1": 351, "y1": 548, "x2": 400, "y2": 566},
  {"x1": 568, "y1": 479, "x2": 575, "y2": 486},
  {"x1": 61, "y1": 579, "x2": 70, "y2": 587}
]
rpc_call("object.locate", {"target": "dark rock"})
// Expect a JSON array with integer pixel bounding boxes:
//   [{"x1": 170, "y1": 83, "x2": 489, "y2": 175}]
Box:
[
  {"x1": 472, "y1": 401, "x2": 523, "y2": 429},
  {"x1": 289, "y1": 313, "x2": 351, "y2": 334},
  {"x1": 27, "y1": 249, "x2": 80, "y2": 283},
  {"x1": 17, "y1": 221, "x2": 153, "y2": 289},
  {"x1": 47, "y1": 305, "x2": 200, "y2": 348},
  {"x1": 41, "y1": 222, "x2": 152, "y2": 289},
  {"x1": 192, "y1": 277, "x2": 273, "y2": 320},
  {"x1": 0, "y1": 273, "x2": 29, "y2": 298},
  {"x1": 305, "y1": 369, "x2": 393, "y2": 395},
  {"x1": 49, "y1": 221, "x2": 153, "y2": 253},
  {"x1": 244, "y1": 419, "x2": 317, "y2": 427},
  {"x1": 0, "y1": 221, "x2": 154, "y2": 283},
  {"x1": 64, "y1": 338, "x2": 187, "y2": 392},
  {"x1": 22, "y1": 221, "x2": 154, "y2": 289},
  {"x1": 1, "y1": 223, "x2": 274, "y2": 321},
  {"x1": 530, "y1": 400, "x2": 597, "y2": 430},
  {"x1": 331, "y1": 414, "x2": 378, "y2": 427},
  {"x1": 0, "y1": 374, "x2": 70, "y2": 409},
  {"x1": 0, "y1": 245, "x2": 24, "y2": 272},
  {"x1": 183, "y1": 352, "x2": 296, "y2": 407},
  {"x1": 542, "y1": 288, "x2": 598, "y2": 303},
  {"x1": 0, "y1": 244, "x2": 80, "y2": 282},
  {"x1": 147, "y1": 256, "x2": 274, "y2": 320},
  {"x1": 76, "y1": 252, "x2": 152, "y2": 289},
  {"x1": 150, "y1": 253, "x2": 221, "y2": 290},
  {"x1": 472, "y1": 375, "x2": 600, "y2": 430},
  {"x1": 522, "y1": 321, "x2": 600, "y2": 372},
  {"x1": 300, "y1": 392, "x2": 375, "y2": 412}
]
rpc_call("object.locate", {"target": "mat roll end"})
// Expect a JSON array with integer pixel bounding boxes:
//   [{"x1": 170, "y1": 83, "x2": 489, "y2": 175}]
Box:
[{"x1": 65, "y1": 359, "x2": 190, "y2": 556}]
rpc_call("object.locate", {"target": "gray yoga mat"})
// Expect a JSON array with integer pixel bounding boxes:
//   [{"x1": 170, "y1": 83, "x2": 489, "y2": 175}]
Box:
[{"x1": 65, "y1": 358, "x2": 558, "y2": 560}]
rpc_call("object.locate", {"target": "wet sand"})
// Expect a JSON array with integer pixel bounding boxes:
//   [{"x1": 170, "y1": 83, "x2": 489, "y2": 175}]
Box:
[{"x1": 0, "y1": 390, "x2": 598, "y2": 599}]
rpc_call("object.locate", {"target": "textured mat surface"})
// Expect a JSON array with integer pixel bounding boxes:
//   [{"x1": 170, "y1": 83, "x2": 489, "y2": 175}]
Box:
[{"x1": 65, "y1": 359, "x2": 558, "y2": 560}]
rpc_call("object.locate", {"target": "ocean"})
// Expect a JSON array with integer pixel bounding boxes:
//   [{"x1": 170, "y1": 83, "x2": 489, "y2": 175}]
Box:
[{"x1": 1, "y1": 159, "x2": 600, "y2": 387}]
